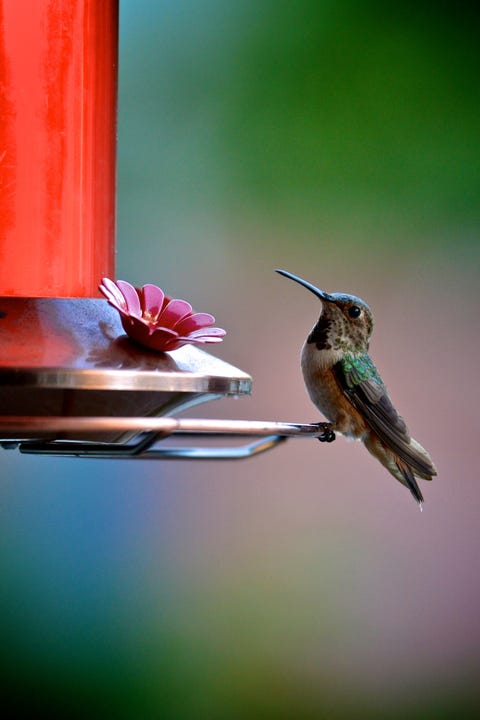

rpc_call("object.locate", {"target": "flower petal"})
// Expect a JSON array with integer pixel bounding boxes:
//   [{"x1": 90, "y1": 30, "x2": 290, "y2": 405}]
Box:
[
  {"x1": 121, "y1": 316, "x2": 179, "y2": 351},
  {"x1": 139, "y1": 283, "x2": 165, "y2": 320},
  {"x1": 162, "y1": 339, "x2": 189, "y2": 351},
  {"x1": 157, "y1": 299, "x2": 192, "y2": 328},
  {"x1": 177, "y1": 335, "x2": 225, "y2": 345},
  {"x1": 99, "y1": 277, "x2": 129, "y2": 312},
  {"x1": 144, "y1": 329, "x2": 181, "y2": 351},
  {"x1": 116, "y1": 280, "x2": 142, "y2": 318},
  {"x1": 174, "y1": 312, "x2": 215, "y2": 335},
  {"x1": 188, "y1": 327, "x2": 227, "y2": 338}
]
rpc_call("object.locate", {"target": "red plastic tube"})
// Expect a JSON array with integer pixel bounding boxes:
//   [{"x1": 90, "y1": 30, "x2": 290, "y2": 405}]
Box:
[{"x1": 0, "y1": 0, "x2": 118, "y2": 297}]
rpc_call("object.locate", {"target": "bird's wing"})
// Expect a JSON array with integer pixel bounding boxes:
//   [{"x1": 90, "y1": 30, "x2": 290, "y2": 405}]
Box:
[{"x1": 333, "y1": 355, "x2": 435, "y2": 479}]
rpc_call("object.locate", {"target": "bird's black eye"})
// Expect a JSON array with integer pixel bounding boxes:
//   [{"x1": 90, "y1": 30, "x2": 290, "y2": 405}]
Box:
[{"x1": 348, "y1": 305, "x2": 361, "y2": 318}]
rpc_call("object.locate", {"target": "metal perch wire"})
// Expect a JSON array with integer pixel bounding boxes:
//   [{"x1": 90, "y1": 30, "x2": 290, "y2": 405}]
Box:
[{"x1": 0, "y1": 417, "x2": 335, "y2": 460}]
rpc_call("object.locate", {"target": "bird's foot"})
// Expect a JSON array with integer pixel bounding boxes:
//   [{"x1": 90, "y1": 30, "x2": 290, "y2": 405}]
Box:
[{"x1": 317, "y1": 423, "x2": 336, "y2": 443}]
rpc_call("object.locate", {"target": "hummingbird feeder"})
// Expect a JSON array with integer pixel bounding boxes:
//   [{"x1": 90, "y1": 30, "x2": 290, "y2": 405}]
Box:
[{"x1": 0, "y1": 0, "x2": 333, "y2": 459}]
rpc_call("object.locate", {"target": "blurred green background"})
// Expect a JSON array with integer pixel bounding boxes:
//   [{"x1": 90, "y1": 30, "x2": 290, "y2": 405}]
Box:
[{"x1": 2, "y1": 1, "x2": 479, "y2": 717}]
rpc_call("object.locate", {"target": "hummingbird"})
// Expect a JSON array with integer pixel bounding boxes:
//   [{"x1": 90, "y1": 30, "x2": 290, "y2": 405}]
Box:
[{"x1": 276, "y1": 269, "x2": 437, "y2": 505}]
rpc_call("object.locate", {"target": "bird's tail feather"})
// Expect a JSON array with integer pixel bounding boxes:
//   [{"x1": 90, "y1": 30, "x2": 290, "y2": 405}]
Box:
[{"x1": 395, "y1": 458, "x2": 424, "y2": 505}]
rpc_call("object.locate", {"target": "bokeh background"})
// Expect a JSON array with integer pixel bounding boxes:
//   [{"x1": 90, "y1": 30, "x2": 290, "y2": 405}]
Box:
[{"x1": 2, "y1": 1, "x2": 479, "y2": 717}]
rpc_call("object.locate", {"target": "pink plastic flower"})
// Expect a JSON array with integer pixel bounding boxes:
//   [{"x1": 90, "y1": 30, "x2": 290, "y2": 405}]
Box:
[{"x1": 99, "y1": 278, "x2": 226, "y2": 352}]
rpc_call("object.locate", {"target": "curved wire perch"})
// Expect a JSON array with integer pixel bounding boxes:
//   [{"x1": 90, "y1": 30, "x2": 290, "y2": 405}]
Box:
[
  {"x1": 132, "y1": 435, "x2": 289, "y2": 460},
  {"x1": 0, "y1": 416, "x2": 336, "y2": 460}
]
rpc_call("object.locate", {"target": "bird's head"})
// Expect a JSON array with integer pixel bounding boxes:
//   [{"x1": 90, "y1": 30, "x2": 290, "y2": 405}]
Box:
[{"x1": 276, "y1": 269, "x2": 373, "y2": 354}]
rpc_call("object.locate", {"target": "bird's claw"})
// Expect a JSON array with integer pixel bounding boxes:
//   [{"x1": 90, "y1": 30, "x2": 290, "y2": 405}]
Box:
[{"x1": 317, "y1": 423, "x2": 336, "y2": 443}]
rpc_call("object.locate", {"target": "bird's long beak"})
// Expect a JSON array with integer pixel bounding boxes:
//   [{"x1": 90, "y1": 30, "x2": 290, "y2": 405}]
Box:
[{"x1": 275, "y1": 269, "x2": 333, "y2": 302}]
